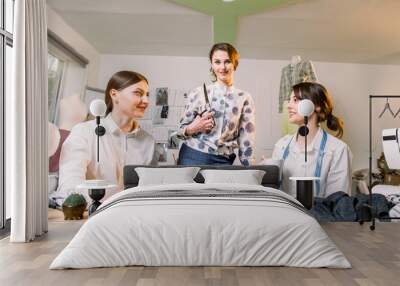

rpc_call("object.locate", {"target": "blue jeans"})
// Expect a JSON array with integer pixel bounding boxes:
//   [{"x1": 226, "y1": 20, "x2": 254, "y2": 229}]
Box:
[{"x1": 178, "y1": 143, "x2": 236, "y2": 166}]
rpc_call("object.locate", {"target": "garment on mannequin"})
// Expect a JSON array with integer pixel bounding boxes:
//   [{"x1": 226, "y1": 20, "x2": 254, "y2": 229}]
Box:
[
  {"x1": 290, "y1": 55, "x2": 302, "y2": 66},
  {"x1": 279, "y1": 57, "x2": 318, "y2": 113}
]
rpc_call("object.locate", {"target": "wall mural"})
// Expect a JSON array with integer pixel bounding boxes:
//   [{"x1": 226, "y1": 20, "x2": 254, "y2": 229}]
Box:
[{"x1": 45, "y1": 0, "x2": 400, "y2": 224}]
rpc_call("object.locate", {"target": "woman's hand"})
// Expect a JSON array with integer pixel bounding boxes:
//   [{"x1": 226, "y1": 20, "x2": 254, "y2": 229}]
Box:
[
  {"x1": 185, "y1": 112, "x2": 214, "y2": 136},
  {"x1": 258, "y1": 155, "x2": 268, "y2": 165}
]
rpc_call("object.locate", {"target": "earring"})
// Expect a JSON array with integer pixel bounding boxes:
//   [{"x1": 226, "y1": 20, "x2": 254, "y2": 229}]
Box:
[
  {"x1": 115, "y1": 99, "x2": 119, "y2": 105},
  {"x1": 209, "y1": 67, "x2": 216, "y2": 82}
]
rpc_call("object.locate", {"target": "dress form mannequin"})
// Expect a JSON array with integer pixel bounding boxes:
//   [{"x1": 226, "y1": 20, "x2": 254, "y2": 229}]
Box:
[
  {"x1": 290, "y1": 55, "x2": 302, "y2": 66},
  {"x1": 58, "y1": 93, "x2": 88, "y2": 131}
]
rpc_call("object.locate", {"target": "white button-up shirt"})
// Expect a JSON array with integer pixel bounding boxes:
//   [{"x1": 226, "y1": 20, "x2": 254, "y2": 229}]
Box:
[
  {"x1": 56, "y1": 115, "x2": 157, "y2": 203},
  {"x1": 272, "y1": 128, "x2": 352, "y2": 198}
]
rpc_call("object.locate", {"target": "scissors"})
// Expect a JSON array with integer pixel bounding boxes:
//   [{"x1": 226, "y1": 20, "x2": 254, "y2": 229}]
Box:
[{"x1": 192, "y1": 83, "x2": 215, "y2": 135}]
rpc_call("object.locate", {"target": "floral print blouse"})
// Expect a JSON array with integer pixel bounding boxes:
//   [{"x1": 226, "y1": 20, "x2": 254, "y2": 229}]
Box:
[{"x1": 177, "y1": 82, "x2": 256, "y2": 166}]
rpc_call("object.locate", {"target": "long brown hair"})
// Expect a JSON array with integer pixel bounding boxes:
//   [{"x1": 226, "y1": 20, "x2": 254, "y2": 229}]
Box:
[
  {"x1": 105, "y1": 70, "x2": 148, "y2": 115},
  {"x1": 292, "y1": 82, "x2": 344, "y2": 138}
]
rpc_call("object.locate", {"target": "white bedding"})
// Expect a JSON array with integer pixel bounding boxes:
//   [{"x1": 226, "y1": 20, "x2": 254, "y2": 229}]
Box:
[{"x1": 50, "y1": 183, "x2": 351, "y2": 269}]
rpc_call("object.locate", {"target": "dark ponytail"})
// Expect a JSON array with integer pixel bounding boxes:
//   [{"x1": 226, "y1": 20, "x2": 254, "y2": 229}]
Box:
[{"x1": 326, "y1": 113, "x2": 344, "y2": 138}]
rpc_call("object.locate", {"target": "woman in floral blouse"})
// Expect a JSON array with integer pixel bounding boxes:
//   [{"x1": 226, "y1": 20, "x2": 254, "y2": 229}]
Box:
[{"x1": 177, "y1": 43, "x2": 256, "y2": 166}]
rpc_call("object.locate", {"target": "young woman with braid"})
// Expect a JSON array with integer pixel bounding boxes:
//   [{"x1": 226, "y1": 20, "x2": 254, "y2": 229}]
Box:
[{"x1": 272, "y1": 82, "x2": 352, "y2": 198}]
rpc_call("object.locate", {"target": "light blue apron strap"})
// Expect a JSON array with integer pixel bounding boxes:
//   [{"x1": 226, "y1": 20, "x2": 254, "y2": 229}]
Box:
[
  {"x1": 280, "y1": 136, "x2": 294, "y2": 188},
  {"x1": 282, "y1": 136, "x2": 294, "y2": 160},
  {"x1": 314, "y1": 130, "x2": 328, "y2": 197}
]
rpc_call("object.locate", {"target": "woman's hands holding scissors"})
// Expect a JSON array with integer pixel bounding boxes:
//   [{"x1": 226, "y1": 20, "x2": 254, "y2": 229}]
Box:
[{"x1": 185, "y1": 111, "x2": 214, "y2": 136}]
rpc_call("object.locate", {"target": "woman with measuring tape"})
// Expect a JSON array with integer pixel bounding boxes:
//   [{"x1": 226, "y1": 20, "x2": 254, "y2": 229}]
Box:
[
  {"x1": 272, "y1": 82, "x2": 352, "y2": 198},
  {"x1": 177, "y1": 43, "x2": 256, "y2": 166}
]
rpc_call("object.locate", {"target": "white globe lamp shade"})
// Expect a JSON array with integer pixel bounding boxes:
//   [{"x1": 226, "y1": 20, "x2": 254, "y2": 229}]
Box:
[
  {"x1": 298, "y1": 99, "x2": 315, "y2": 117},
  {"x1": 90, "y1": 99, "x2": 107, "y2": 117}
]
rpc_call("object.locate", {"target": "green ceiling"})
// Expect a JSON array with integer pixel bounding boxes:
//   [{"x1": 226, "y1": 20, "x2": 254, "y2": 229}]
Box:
[{"x1": 170, "y1": 0, "x2": 297, "y2": 44}]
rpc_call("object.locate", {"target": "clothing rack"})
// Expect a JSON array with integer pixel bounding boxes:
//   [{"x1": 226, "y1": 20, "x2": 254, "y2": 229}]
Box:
[{"x1": 368, "y1": 95, "x2": 400, "y2": 231}]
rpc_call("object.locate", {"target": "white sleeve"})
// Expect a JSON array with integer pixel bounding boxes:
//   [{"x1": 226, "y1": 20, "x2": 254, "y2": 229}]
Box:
[
  {"x1": 272, "y1": 144, "x2": 282, "y2": 160},
  {"x1": 237, "y1": 94, "x2": 256, "y2": 166},
  {"x1": 272, "y1": 136, "x2": 289, "y2": 160},
  {"x1": 176, "y1": 88, "x2": 202, "y2": 139},
  {"x1": 56, "y1": 125, "x2": 92, "y2": 201},
  {"x1": 325, "y1": 145, "x2": 353, "y2": 197}
]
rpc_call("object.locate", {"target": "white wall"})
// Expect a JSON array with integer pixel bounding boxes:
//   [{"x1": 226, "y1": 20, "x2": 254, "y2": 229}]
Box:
[
  {"x1": 99, "y1": 54, "x2": 400, "y2": 170},
  {"x1": 47, "y1": 6, "x2": 100, "y2": 87}
]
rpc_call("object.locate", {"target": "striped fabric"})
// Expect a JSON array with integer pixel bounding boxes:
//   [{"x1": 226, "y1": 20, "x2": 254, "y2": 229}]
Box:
[{"x1": 389, "y1": 204, "x2": 400, "y2": 218}]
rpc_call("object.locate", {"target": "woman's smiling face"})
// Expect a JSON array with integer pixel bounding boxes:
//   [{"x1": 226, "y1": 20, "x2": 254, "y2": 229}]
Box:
[
  {"x1": 211, "y1": 50, "x2": 234, "y2": 84},
  {"x1": 112, "y1": 80, "x2": 149, "y2": 119},
  {"x1": 287, "y1": 91, "x2": 305, "y2": 125}
]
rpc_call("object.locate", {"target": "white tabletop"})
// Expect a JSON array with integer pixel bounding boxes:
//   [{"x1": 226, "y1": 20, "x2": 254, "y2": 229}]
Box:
[{"x1": 289, "y1": 177, "x2": 320, "y2": 181}]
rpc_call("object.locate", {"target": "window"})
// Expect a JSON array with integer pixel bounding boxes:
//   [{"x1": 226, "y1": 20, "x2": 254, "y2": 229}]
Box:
[
  {"x1": 5, "y1": 43, "x2": 11, "y2": 220},
  {"x1": 1, "y1": 0, "x2": 14, "y2": 234},
  {"x1": 47, "y1": 32, "x2": 88, "y2": 125},
  {"x1": 48, "y1": 53, "x2": 66, "y2": 123},
  {"x1": 5, "y1": 0, "x2": 13, "y2": 33}
]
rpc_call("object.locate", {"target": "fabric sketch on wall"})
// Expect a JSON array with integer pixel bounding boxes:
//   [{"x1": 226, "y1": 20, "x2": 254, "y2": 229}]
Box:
[
  {"x1": 278, "y1": 60, "x2": 318, "y2": 113},
  {"x1": 161, "y1": 105, "x2": 169, "y2": 119},
  {"x1": 152, "y1": 106, "x2": 166, "y2": 125},
  {"x1": 155, "y1": 87, "x2": 168, "y2": 106},
  {"x1": 168, "y1": 129, "x2": 180, "y2": 149},
  {"x1": 156, "y1": 143, "x2": 168, "y2": 162}
]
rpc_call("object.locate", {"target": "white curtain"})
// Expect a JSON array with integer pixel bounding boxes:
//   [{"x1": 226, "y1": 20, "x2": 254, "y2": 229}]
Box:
[{"x1": 8, "y1": 0, "x2": 48, "y2": 242}]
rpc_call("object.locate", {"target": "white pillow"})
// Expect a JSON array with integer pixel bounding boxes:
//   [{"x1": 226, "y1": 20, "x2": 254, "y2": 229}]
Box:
[
  {"x1": 135, "y1": 167, "x2": 200, "y2": 186},
  {"x1": 200, "y1": 169, "x2": 266, "y2": 185}
]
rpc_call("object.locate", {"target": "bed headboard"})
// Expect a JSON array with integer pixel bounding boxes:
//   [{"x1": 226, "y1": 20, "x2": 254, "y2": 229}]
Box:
[{"x1": 123, "y1": 165, "x2": 281, "y2": 189}]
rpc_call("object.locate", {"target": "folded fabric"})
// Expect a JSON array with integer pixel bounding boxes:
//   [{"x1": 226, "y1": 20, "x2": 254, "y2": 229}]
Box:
[
  {"x1": 309, "y1": 198, "x2": 335, "y2": 222},
  {"x1": 310, "y1": 191, "x2": 390, "y2": 222},
  {"x1": 389, "y1": 204, "x2": 400, "y2": 218},
  {"x1": 372, "y1": 184, "x2": 400, "y2": 197},
  {"x1": 387, "y1": 194, "x2": 400, "y2": 205},
  {"x1": 356, "y1": 193, "x2": 390, "y2": 220},
  {"x1": 310, "y1": 192, "x2": 357, "y2": 222}
]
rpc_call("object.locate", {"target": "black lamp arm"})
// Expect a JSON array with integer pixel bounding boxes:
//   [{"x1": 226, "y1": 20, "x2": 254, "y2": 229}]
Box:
[
  {"x1": 95, "y1": 116, "x2": 106, "y2": 162},
  {"x1": 95, "y1": 125, "x2": 106, "y2": 136},
  {"x1": 304, "y1": 116, "x2": 308, "y2": 163}
]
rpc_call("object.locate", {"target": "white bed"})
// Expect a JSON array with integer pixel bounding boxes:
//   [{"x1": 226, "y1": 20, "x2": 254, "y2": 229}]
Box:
[{"x1": 50, "y1": 183, "x2": 351, "y2": 269}]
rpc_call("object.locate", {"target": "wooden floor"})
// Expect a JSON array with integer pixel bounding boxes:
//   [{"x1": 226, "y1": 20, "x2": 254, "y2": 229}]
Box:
[{"x1": 1, "y1": 210, "x2": 399, "y2": 286}]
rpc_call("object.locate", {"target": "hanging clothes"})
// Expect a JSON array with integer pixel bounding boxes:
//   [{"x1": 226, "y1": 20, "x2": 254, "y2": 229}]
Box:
[{"x1": 278, "y1": 60, "x2": 318, "y2": 113}]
